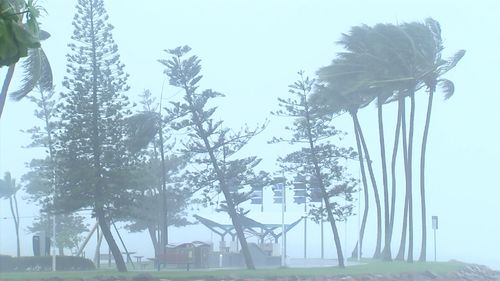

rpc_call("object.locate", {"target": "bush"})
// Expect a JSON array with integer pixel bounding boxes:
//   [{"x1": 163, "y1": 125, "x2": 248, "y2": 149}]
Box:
[
  {"x1": 0, "y1": 255, "x2": 95, "y2": 272},
  {"x1": 0, "y1": 255, "x2": 14, "y2": 271}
]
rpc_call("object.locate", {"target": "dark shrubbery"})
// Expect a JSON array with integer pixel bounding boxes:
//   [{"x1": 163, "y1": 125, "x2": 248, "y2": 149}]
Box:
[
  {"x1": 0, "y1": 255, "x2": 14, "y2": 271},
  {"x1": 0, "y1": 255, "x2": 95, "y2": 272}
]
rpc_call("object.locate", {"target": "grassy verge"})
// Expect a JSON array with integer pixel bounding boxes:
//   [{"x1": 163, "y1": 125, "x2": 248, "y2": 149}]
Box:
[{"x1": 0, "y1": 261, "x2": 465, "y2": 280}]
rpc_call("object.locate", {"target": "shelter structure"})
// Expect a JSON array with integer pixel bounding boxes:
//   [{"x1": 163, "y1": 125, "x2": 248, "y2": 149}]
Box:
[{"x1": 193, "y1": 214, "x2": 303, "y2": 243}]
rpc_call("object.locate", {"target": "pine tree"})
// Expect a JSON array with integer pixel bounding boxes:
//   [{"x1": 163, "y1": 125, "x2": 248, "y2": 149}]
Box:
[
  {"x1": 159, "y1": 46, "x2": 266, "y2": 270},
  {"x1": 22, "y1": 87, "x2": 89, "y2": 257},
  {"x1": 271, "y1": 72, "x2": 358, "y2": 268},
  {"x1": 54, "y1": 0, "x2": 131, "y2": 272}
]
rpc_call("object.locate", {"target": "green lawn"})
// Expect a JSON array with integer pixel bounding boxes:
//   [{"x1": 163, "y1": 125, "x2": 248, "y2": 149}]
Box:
[{"x1": 0, "y1": 261, "x2": 465, "y2": 280}]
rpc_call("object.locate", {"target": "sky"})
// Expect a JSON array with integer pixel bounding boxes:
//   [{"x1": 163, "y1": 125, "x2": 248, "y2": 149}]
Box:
[{"x1": 1, "y1": 0, "x2": 499, "y2": 270}]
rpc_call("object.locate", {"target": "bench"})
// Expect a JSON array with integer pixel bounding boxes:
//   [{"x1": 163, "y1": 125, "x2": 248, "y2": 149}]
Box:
[{"x1": 149, "y1": 253, "x2": 192, "y2": 271}]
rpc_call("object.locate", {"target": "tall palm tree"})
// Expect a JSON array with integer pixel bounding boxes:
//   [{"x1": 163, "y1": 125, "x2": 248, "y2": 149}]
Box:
[
  {"x1": 312, "y1": 84, "x2": 378, "y2": 259},
  {"x1": 0, "y1": 172, "x2": 21, "y2": 257},
  {"x1": 416, "y1": 19, "x2": 465, "y2": 261},
  {"x1": 320, "y1": 23, "x2": 430, "y2": 260}
]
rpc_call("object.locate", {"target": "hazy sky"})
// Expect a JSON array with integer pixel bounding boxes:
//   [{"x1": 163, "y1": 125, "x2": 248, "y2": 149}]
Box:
[{"x1": 1, "y1": 0, "x2": 499, "y2": 269}]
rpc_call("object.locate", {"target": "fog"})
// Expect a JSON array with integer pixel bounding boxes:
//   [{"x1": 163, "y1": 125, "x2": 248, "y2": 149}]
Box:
[{"x1": 0, "y1": 0, "x2": 499, "y2": 271}]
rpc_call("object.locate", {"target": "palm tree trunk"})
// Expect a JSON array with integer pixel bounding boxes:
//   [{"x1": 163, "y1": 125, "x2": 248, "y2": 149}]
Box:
[
  {"x1": 396, "y1": 98, "x2": 409, "y2": 261},
  {"x1": 407, "y1": 92, "x2": 416, "y2": 263},
  {"x1": 95, "y1": 207, "x2": 127, "y2": 272},
  {"x1": 418, "y1": 89, "x2": 434, "y2": 262},
  {"x1": 377, "y1": 102, "x2": 391, "y2": 261},
  {"x1": 0, "y1": 65, "x2": 16, "y2": 119},
  {"x1": 352, "y1": 113, "x2": 382, "y2": 259},
  {"x1": 350, "y1": 112, "x2": 369, "y2": 259},
  {"x1": 9, "y1": 195, "x2": 20, "y2": 257},
  {"x1": 389, "y1": 99, "x2": 403, "y2": 239}
]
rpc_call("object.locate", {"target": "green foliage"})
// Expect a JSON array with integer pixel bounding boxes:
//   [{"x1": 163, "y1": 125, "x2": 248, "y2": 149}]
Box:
[
  {"x1": 272, "y1": 72, "x2": 358, "y2": 221},
  {"x1": 27, "y1": 214, "x2": 88, "y2": 254},
  {"x1": 54, "y1": 0, "x2": 132, "y2": 215},
  {"x1": 0, "y1": 255, "x2": 95, "y2": 272},
  {"x1": 160, "y1": 45, "x2": 267, "y2": 210},
  {"x1": 0, "y1": 0, "x2": 42, "y2": 67},
  {"x1": 159, "y1": 45, "x2": 266, "y2": 269}
]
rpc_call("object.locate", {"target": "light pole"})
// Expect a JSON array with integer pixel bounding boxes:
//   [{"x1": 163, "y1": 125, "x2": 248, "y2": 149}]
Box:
[
  {"x1": 280, "y1": 182, "x2": 286, "y2": 267},
  {"x1": 320, "y1": 200, "x2": 324, "y2": 259},
  {"x1": 432, "y1": 215, "x2": 438, "y2": 262},
  {"x1": 303, "y1": 202, "x2": 307, "y2": 259}
]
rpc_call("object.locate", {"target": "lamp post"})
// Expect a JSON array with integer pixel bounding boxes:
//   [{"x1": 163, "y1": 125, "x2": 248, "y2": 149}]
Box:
[{"x1": 432, "y1": 215, "x2": 438, "y2": 262}]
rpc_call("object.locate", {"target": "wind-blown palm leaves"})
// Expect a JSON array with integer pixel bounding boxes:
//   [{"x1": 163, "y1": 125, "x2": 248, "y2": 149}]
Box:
[
  {"x1": 0, "y1": 0, "x2": 50, "y2": 119},
  {"x1": 416, "y1": 18, "x2": 465, "y2": 261},
  {"x1": 312, "y1": 18, "x2": 464, "y2": 262}
]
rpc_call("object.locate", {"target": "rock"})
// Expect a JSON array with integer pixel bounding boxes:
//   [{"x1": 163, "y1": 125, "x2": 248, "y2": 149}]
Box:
[
  {"x1": 423, "y1": 270, "x2": 439, "y2": 279},
  {"x1": 132, "y1": 273, "x2": 156, "y2": 281}
]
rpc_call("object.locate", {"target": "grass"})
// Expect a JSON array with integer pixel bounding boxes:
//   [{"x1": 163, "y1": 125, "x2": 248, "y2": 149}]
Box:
[{"x1": 0, "y1": 261, "x2": 466, "y2": 280}]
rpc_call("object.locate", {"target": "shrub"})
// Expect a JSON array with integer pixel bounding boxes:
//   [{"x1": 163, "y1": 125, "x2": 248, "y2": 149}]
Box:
[
  {"x1": 0, "y1": 255, "x2": 14, "y2": 271},
  {"x1": 0, "y1": 256, "x2": 95, "y2": 272}
]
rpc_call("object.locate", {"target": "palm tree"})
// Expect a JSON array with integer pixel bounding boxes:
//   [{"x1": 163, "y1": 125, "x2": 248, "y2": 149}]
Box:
[
  {"x1": 126, "y1": 90, "x2": 170, "y2": 269},
  {"x1": 416, "y1": 19, "x2": 465, "y2": 261},
  {"x1": 311, "y1": 85, "x2": 378, "y2": 259},
  {"x1": 0, "y1": 172, "x2": 21, "y2": 257}
]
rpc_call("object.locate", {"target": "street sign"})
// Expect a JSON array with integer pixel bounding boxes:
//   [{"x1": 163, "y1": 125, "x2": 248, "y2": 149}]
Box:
[{"x1": 432, "y1": 216, "x2": 438, "y2": 230}]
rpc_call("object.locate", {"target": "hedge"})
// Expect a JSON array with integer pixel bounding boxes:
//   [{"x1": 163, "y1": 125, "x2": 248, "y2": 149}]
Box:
[{"x1": 0, "y1": 255, "x2": 95, "y2": 272}]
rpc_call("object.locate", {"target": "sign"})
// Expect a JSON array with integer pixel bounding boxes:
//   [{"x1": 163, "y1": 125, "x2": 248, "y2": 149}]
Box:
[
  {"x1": 250, "y1": 190, "x2": 263, "y2": 204},
  {"x1": 272, "y1": 183, "x2": 284, "y2": 203},
  {"x1": 432, "y1": 216, "x2": 438, "y2": 230}
]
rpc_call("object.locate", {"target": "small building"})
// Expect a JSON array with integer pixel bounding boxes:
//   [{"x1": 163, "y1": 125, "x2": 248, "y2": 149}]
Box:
[{"x1": 164, "y1": 241, "x2": 212, "y2": 269}]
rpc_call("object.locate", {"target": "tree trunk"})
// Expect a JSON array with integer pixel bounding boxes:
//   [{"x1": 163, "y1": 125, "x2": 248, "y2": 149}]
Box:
[
  {"x1": 418, "y1": 89, "x2": 434, "y2": 262},
  {"x1": 396, "y1": 98, "x2": 409, "y2": 261},
  {"x1": 350, "y1": 112, "x2": 369, "y2": 260},
  {"x1": 319, "y1": 182, "x2": 345, "y2": 267},
  {"x1": 407, "y1": 92, "x2": 416, "y2": 263},
  {"x1": 352, "y1": 113, "x2": 382, "y2": 259},
  {"x1": 95, "y1": 207, "x2": 127, "y2": 272},
  {"x1": 389, "y1": 99, "x2": 403, "y2": 240},
  {"x1": 148, "y1": 226, "x2": 159, "y2": 259},
  {"x1": 377, "y1": 102, "x2": 392, "y2": 261},
  {"x1": 158, "y1": 123, "x2": 168, "y2": 260},
  {"x1": 9, "y1": 195, "x2": 20, "y2": 257},
  {"x1": 305, "y1": 120, "x2": 344, "y2": 267},
  {"x1": 0, "y1": 65, "x2": 16, "y2": 119}
]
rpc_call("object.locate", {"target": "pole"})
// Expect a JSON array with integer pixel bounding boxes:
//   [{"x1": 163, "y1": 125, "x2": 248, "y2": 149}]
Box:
[
  {"x1": 52, "y1": 213, "x2": 56, "y2": 271},
  {"x1": 303, "y1": 202, "x2": 307, "y2": 259},
  {"x1": 357, "y1": 183, "x2": 361, "y2": 261},
  {"x1": 280, "y1": 183, "x2": 286, "y2": 267},
  {"x1": 280, "y1": 182, "x2": 285, "y2": 267},
  {"x1": 433, "y1": 228, "x2": 436, "y2": 262},
  {"x1": 95, "y1": 221, "x2": 100, "y2": 268},
  {"x1": 320, "y1": 200, "x2": 324, "y2": 259},
  {"x1": 284, "y1": 182, "x2": 287, "y2": 266}
]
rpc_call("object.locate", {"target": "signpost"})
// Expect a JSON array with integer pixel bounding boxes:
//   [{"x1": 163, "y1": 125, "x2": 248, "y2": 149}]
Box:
[
  {"x1": 432, "y1": 216, "x2": 438, "y2": 262},
  {"x1": 273, "y1": 177, "x2": 286, "y2": 267}
]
